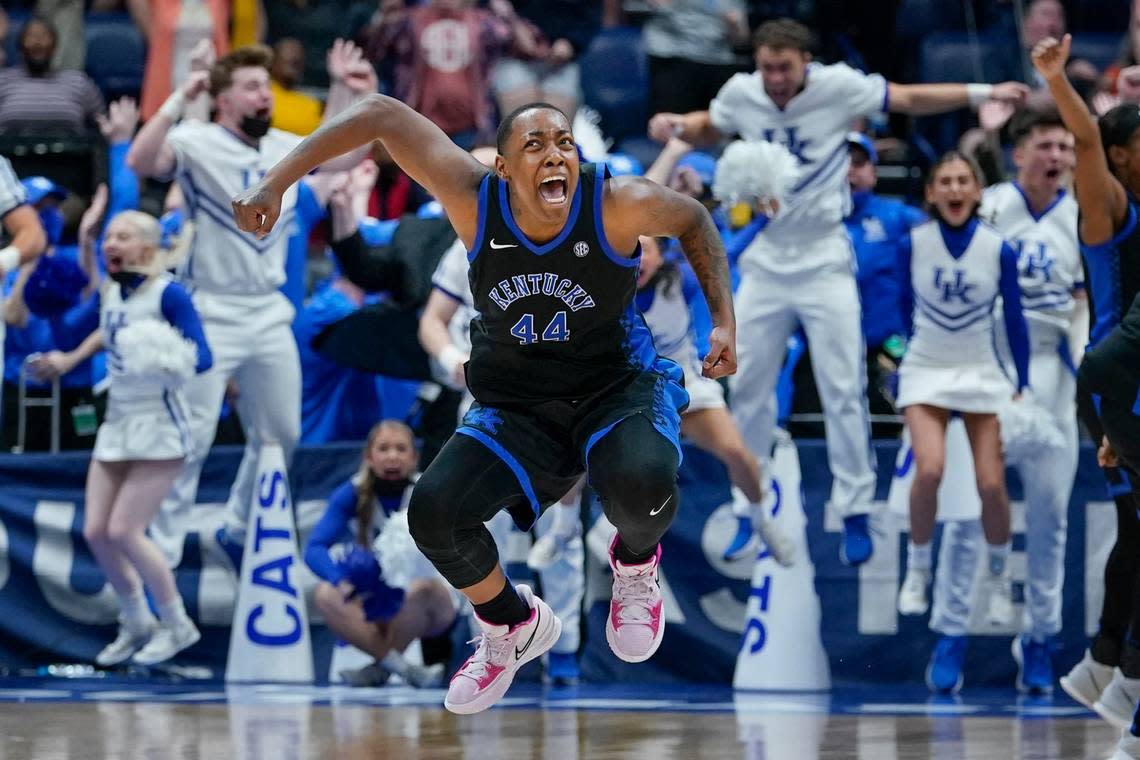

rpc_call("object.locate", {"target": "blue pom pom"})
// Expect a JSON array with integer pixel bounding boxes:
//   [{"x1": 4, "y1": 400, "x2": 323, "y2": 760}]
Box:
[
  {"x1": 361, "y1": 582, "x2": 406, "y2": 622},
  {"x1": 24, "y1": 255, "x2": 88, "y2": 318}
]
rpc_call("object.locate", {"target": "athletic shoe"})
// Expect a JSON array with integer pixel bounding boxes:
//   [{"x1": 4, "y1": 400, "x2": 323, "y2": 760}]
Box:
[
  {"x1": 95, "y1": 622, "x2": 155, "y2": 667},
  {"x1": 444, "y1": 584, "x2": 562, "y2": 715},
  {"x1": 215, "y1": 526, "x2": 244, "y2": 574},
  {"x1": 982, "y1": 572, "x2": 1014, "y2": 627},
  {"x1": 1013, "y1": 635, "x2": 1054, "y2": 694},
  {"x1": 1095, "y1": 669, "x2": 1140, "y2": 729},
  {"x1": 723, "y1": 516, "x2": 759, "y2": 562},
  {"x1": 132, "y1": 618, "x2": 201, "y2": 666},
  {"x1": 402, "y1": 661, "x2": 445, "y2": 688},
  {"x1": 840, "y1": 514, "x2": 873, "y2": 566},
  {"x1": 925, "y1": 635, "x2": 967, "y2": 694},
  {"x1": 606, "y1": 535, "x2": 665, "y2": 663},
  {"x1": 897, "y1": 567, "x2": 931, "y2": 616},
  {"x1": 1110, "y1": 729, "x2": 1140, "y2": 759},
  {"x1": 339, "y1": 661, "x2": 392, "y2": 687},
  {"x1": 1060, "y1": 650, "x2": 1115, "y2": 710},
  {"x1": 545, "y1": 652, "x2": 581, "y2": 686}
]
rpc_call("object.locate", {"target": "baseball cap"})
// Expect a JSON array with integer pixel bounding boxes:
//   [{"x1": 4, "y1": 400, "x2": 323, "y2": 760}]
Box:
[
  {"x1": 20, "y1": 176, "x2": 67, "y2": 205},
  {"x1": 846, "y1": 132, "x2": 878, "y2": 164}
]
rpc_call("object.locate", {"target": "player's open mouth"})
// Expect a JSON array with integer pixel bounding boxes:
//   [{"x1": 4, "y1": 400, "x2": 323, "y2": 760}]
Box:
[
  {"x1": 106, "y1": 255, "x2": 123, "y2": 271},
  {"x1": 1045, "y1": 168, "x2": 1061, "y2": 180},
  {"x1": 946, "y1": 200, "x2": 965, "y2": 214},
  {"x1": 539, "y1": 176, "x2": 568, "y2": 205}
]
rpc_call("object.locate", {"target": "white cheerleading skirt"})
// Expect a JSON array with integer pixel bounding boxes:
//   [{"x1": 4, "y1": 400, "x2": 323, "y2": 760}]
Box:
[
  {"x1": 680, "y1": 356, "x2": 725, "y2": 412},
  {"x1": 92, "y1": 402, "x2": 191, "y2": 462},
  {"x1": 895, "y1": 355, "x2": 1013, "y2": 415}
]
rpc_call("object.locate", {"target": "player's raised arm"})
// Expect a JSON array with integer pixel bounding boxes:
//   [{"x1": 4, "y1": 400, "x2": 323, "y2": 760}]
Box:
[
  {"x1": 1033, "y1": 34, "x2": 1128, "y2": 244},
  {"x1": 603, "y1": 176, "x2": 736, "y2": 379},
  {"x1": 232, "y1": 95, "x2": 488, "y2": 242}
]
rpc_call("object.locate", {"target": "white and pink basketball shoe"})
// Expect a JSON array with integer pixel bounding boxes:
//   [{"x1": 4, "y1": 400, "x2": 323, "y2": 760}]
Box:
[
  {"x1": 606, "y1": 535, "x2": 665, "y2": 663},
  {"x1": 444, "y1": 584, "x2": 562, "y2": 715}
]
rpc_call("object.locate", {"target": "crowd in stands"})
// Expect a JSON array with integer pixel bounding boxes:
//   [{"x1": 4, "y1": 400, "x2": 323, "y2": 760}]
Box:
[{"x1": 0, "y1": 0, "x2": 1133, "y2": 452}]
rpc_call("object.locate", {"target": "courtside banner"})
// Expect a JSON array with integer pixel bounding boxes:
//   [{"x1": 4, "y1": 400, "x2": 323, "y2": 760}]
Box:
[{"x1": 0, "y1": 440, "x2": 1109, "y2": 685}]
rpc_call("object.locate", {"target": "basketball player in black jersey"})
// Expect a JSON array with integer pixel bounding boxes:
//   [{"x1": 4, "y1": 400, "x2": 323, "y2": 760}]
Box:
[
  {"x1": 1036, "y1": 36, "x2": 1140, "y2": 749},
  {"x1": 232, "y1": 95, "x2": 736, "y2": 714}
]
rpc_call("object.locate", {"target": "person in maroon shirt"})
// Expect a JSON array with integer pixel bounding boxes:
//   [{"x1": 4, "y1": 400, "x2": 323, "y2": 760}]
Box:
[{"x1": 358, "y1": 0, "x2": 540, "y2": 148}]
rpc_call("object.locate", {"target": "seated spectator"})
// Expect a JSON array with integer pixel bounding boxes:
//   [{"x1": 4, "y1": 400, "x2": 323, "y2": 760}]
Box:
[
  {"x1": 304, "y1": 420, "x2": 457, "y2": 687},
  {"x1": 130, "y1": 0, "x2": 230, "y2": 120},
  {"x1": 1, "y1": 179, "x2": 104, "y2": 452},
  {"x1": 269, "y1": 38, "x2": 324, "y2": 136},
  {"x1": 1092, "y1": 1, "x2": 1140, "y2": 115},
  {"x1": 359, "y1": 0, "x2": 534, "y2": 148},
  {"x1": 264, "y1": 0, "x2": 370, "y2": 88},
  {"x1": 643, "y1": 0, "x2": 749, "y2": 116},
  {"x1": 491, "y1": 0, "x2": 602, "y2": 117},
  {"x1": 0, "y1": 17, "x2": 105, "y2": 135}
]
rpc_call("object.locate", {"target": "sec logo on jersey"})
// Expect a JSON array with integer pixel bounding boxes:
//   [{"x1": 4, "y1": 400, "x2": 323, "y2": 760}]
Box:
[{"x1": 573, "y1": 241, "x2": 590, "y2": 258}]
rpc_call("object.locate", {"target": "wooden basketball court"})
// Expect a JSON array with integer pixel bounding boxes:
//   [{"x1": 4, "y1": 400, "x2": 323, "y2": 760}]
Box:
[{"x1": 0, "y1": 679, "x2": 1123, "y2": 759}]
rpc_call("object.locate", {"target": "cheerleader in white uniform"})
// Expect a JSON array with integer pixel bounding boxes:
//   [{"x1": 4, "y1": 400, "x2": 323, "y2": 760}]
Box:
[
  {"x1": 304, "y1": 421, "x2": 457, "y2": 687},
  {"x1": 636, "y1": 236, "x2": 795, "y2": 566},
  {"x1": 894, "y1": 153, "x2": 1030, "y2": 623},
  {"x1": 30, "y1": 210, "x2": 213, "y2": 667}
]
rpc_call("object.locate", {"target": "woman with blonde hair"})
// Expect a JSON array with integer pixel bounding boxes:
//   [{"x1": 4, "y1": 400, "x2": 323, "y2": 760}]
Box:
[
  {"x1": 304, "y1": 420, "x2": 457, "y2": 687},
  {"x1": 31, "y1": 210, "x2": 213, "y2": 667}
]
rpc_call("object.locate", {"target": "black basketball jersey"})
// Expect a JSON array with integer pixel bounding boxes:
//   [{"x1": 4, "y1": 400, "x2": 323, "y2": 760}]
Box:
[
  {"x1": 1083, "y1": 199, "x2": 1140, "y2": 347},
  {"x1": 465, "y1": 163, "x2": 661, "y2": 405}
]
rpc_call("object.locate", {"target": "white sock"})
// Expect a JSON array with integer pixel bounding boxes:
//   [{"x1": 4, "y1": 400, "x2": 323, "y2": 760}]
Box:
[
  {"x1": 157, "y1": 597, "x2": 191, "y2": 628},
  {"x1": 550, "y1": 498, "x2": 580, "y2": 540},
  {"x1": 117, "y1": 590, "x2": 155, "y2": 634},
  {"x1": 987, "y1": 541, "x2": 1012, "y2": 576},
  {"x1": 907, "y1": 540, "x2": 933, "y2": 572},
  {"x1": 381, "y1": 650, "x2": 410, "y2": 677}
]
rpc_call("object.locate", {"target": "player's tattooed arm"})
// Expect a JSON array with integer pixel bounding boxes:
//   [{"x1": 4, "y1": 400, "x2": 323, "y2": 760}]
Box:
[
  {"x1": 605, "y1": 177, "x2": 737, "y2": 378},
  {"x1": 233, "y1": 95, "x2": 487, "y2": 243}
]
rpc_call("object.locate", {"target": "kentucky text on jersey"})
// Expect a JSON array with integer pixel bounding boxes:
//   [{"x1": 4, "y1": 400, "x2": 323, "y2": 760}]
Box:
[{"x1": 486, "y1": 273, "x2": 596, "y2": 312}]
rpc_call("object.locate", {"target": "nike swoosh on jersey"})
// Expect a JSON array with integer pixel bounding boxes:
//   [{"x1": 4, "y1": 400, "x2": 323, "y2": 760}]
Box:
[
  {"x1": 515, "y1": 607, "x2": 540, "y2": 660},
  {"x1": 489, "y1": 239, "x2": 519, "y2": 249},
  {"x1": 650, "y1": 495, "x2": 671, "y2": 516}
]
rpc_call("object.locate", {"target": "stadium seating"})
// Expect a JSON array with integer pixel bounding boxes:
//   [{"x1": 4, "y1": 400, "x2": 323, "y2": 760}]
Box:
[
  {"x1": 84, "y1": 13, "x2": 145, "y2": 101},
  {"x1": 579, "y1": 26, "x2": 649, "y2": 143}
]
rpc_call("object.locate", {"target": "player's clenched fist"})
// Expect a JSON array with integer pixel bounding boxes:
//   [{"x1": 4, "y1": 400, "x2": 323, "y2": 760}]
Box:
[
  {"x1": 232, "y1": 180, "x2": 282, "y2": 238},
  {"x1": 702, "y1": 325, "x2": 737, "y2": 379}
]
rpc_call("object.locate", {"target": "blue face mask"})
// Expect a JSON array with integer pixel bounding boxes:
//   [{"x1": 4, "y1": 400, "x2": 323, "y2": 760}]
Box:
[{"x1": 38, "y1": 206, "x2": 64, "y2": 246}]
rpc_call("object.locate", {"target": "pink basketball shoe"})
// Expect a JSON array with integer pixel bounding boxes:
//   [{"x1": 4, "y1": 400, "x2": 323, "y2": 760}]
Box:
[
  {"x1": 606, "y1": 535, "x2": 664, "y2": 663},
  {"x1": 444, "y1": 584, "x2": 562, "y2": 715}
]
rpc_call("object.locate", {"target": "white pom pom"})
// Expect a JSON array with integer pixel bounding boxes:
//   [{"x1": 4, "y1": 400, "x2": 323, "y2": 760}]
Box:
[
  {"x1": 713, "y1": 140, "x2": 800, "y2": 208},
  {"x1": 998, "y1": 393, "x2": 1067, "y2": 466},
  {"x1": 114, "y1": 319, "x2": 198, "y2": 390},
  {"x1": 572, "y1": 105, "x2": 612, "y2": 163},
  {"x1": 374, "y1": 509, "x2": 418, "y2": 590}
]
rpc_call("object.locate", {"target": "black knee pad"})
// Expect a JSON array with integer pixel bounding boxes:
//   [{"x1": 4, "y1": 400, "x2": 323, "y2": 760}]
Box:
[
  {"x1": 588, "y1": 415, "x2": 680, "y2": 555},
  {"x1": 407, "y1": 472, "x2": 451, "y2": 553}
]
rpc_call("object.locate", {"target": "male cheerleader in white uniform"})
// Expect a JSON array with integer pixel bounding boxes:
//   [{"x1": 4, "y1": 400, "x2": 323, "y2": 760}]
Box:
[
  {"x1": 650, "y1": 18, "x2": 1028, "y2": 564},
  {"x1": 126, "y1": 43, "x2": 373, "y2": 564},
  {"x1": 31, "y1": 211, "x2": 213, "y2": 666}
]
